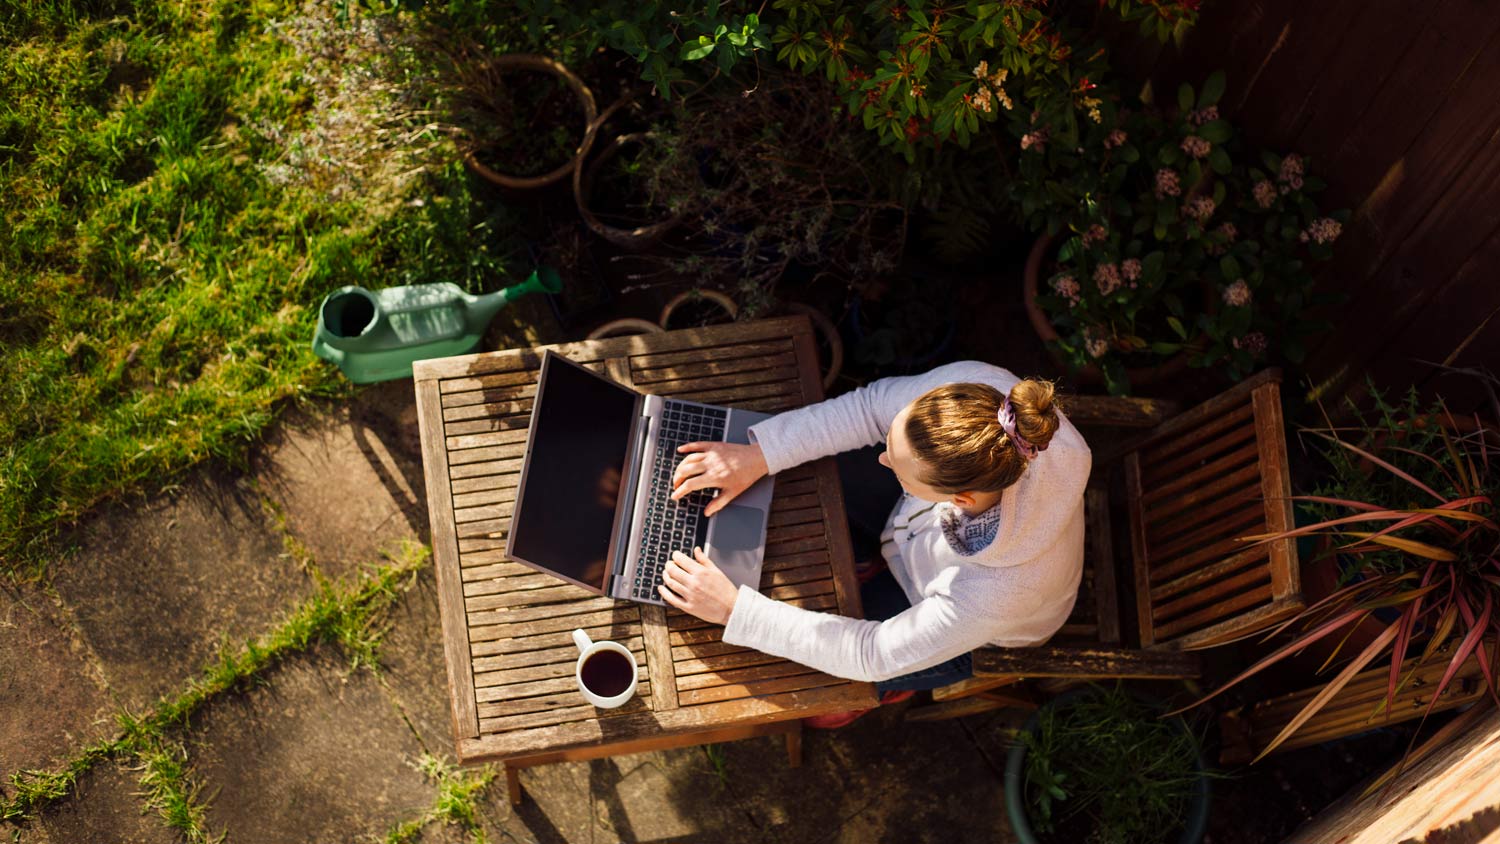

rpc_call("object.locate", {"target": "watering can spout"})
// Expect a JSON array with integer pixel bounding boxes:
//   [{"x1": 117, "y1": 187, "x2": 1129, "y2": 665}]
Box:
[{"x1": 473, "y1": 267, "x2": 563, "y2": 322}]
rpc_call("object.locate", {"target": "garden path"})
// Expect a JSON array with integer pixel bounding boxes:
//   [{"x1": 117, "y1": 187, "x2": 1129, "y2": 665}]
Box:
[{"x1": 2, "y1": 381, "x2": 1021, "y2": 843}]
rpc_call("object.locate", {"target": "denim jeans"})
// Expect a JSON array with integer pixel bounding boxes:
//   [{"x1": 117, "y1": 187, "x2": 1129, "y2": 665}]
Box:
[{"x1": 837, "y1": 446, "x2": 976, "y2": 694}]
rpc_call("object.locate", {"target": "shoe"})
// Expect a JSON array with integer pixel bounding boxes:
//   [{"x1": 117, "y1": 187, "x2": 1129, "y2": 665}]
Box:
[
  {"x1": 803, "y1": 690, "x2": 915, "y2": 730},
  {"x1": 854, "y1": 558, "x2": 888, "y2": 585}
]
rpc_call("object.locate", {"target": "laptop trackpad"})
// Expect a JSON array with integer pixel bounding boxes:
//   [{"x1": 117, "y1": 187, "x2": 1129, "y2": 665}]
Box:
[{"x1": 708, "y1": 504, "x2": 768, "y2": 591}]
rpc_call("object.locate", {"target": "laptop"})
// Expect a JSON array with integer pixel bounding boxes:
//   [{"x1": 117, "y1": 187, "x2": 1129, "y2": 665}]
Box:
[{"x1": 505, "y1": 351, "x2": 775, "y2": 606}]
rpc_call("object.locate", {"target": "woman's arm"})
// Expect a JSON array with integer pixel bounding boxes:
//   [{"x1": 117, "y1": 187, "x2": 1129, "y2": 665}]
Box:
[
  {"x1": 660, "y1": 548, "x2": 1018, "y2": 682},
  {"x1": 723, "y1": 582, "x2": 1017, "y2": 682},
  {"x1": 748, "y1": 364, "x2": 993, "y2": 475}
]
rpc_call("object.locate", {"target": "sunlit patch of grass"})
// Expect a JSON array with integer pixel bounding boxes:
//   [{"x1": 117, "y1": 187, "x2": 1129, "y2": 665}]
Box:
[{"x1": 0, "y1": 0, "x2": 522, "y2": 577}]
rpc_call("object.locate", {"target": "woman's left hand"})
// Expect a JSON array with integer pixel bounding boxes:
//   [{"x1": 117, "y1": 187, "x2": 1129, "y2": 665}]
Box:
[{"x1": 659, "y1": 547, "x2": 739, "y2": 625}]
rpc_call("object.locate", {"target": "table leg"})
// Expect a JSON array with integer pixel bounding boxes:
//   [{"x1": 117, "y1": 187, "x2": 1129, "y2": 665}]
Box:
[
  {"x1": 505, "y1": 763, "x2": 524, "y2": 806},
  {"x1": 785, "y1": 724, "x2": 803, "y2": 769}
]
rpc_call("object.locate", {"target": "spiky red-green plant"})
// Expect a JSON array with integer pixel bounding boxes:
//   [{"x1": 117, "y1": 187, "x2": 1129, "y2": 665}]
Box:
[{"x1": 1178, "y1": 389, "x2": 1499, "y2": 762}]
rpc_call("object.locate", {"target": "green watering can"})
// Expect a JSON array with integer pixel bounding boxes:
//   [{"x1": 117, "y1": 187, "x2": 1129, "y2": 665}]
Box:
[{"x1": 312, "y1": 269, "x2": 562, "y2": 384}]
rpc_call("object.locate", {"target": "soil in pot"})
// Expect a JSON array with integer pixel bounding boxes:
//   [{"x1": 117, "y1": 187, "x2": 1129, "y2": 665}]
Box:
[
  {"x1": 583, "y1": 134, "x2": 680, "y2": 234},
  {"x1": 465, "y1": 68, "x2": 588, "y2": 180}
]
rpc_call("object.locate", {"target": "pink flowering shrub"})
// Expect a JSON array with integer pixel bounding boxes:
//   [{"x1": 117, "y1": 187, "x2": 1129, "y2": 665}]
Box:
[{"x1": 1026, "y1": 68, "x2": 1349, "y2": 392}]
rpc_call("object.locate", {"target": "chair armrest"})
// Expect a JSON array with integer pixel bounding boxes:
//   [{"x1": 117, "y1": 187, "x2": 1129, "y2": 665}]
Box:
[{"x1": 1065, "y1": 395, "x2": 1183, "y2": 429}]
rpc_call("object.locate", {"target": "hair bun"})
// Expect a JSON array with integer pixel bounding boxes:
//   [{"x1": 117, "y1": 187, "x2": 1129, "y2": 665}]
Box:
[{"x1": 1008, "y1": 379, "x2": 1060, "y2": 452}]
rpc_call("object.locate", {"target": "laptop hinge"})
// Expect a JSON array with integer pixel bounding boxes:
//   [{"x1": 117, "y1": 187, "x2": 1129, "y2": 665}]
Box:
[{"x1": 607, "y1": 409, "x2": 651, "y2": 591}]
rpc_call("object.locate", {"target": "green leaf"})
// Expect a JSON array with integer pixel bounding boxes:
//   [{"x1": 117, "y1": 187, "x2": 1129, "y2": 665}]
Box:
[
  {"x1": 682, "y1": 37, "x2": 716, "y2": 61},
  {"x1": 1120, "y1": 144, "x2": 1139, "y2": 163},
  {"x1": 1208, "y1": 146, "x2": 1230, "y2": 175},
  {"x1": 1152, "y1": 341, "x2": 1183, "y2": 355},
  {"x1": 1199, "y1": 71, "x2": 1226, "y2": 108},
  {"x1": 1198, "y1": 119, "x2": 1232, "y2": 143},
  {"x1": 1177, "y1": 82, "x2": 1194, "y2": 113},
  {"x1": 1220, "y1": 256, "x2": 1242, "y2": 280},
  {"x1": 1167, "y1": 316, "x2": 1186, "y2": 338}
]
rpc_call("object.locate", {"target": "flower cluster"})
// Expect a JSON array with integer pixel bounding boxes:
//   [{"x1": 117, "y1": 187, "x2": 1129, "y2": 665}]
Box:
[
  {"x1": 1103, "y1": 128, "x2": 1128, "y2": 149},
  {"x1": 1154, "y1": 168, "x2": 1181, "y2": 198},
  {"x1": 1299, "y1": 217, "x2": 1342, "y2": 244},
  {"x1": 969, "y1": 62, "x2": 1013, "y2": 113},
  {"x1": 1094, "y1": 262, "x2": 1122, "y2": 295},
  {"x1": 1253, "y1": 179, "x2": 1276, "y2": 209},
  {"x1": 1221, "y1": 279, "x2": 1251, "y2": 307},
  {"x1": 1278, "y1": 153, "x2": 1304, "y2": 192},
  {"x1": 1187, "y1": 105, "x2": 1219, "y2": 126},
  {"x1": 1121, "y1": 258, "x2": 1142, "y2": 286},
  {"x1": 1051, "y1": 274, "x2": 1081, "y2": 305},
  {"x1": 1081, "y1": 224, "x2": 1108, "y2": 247},
  {"x1": 1232, "y1": 331, "x2": 1267, "y2": 356},
  {"x1": 1180, "y1": 135, "x2": 1211, "y2": 159},
  {"x1": 1021, "y1": 129, "x2": 1050, "y2": 152},
  {"x1": 1183, "y1": 196, "x2": 1216, "y2": 223},
  {"x1": 1083, "y1": 326, "x2": 1111, "y2": 359}
]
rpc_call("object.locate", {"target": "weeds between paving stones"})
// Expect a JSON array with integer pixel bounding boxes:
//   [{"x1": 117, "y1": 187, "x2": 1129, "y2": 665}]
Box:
[
  {"x1": 134, "y1": 738, "x2": 222, "y2": 844},
  {"x1": 0, "y1": 541, "x2": 427, "y2": 829},
  {"x1": 384, "y1": 755, "x2": 499, "y2": 844}
]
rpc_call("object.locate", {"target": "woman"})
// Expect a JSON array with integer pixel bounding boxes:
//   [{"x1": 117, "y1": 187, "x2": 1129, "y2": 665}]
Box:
[{"x1": 660, "y1": 361, "x2": 1092, "y2": 725}]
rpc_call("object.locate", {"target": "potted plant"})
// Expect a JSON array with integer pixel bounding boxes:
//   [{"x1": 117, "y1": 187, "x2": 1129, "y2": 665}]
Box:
[
  {"x1": 573, "y1": 98, "x2": 688, "y2": 250},
  {"x1": 1006, "y1": 684, "x2": 1212, "y2": 844},
  {"x1": 1015, "y1": 71, "x2": 1348, "y2": 394},
  {"x1": 1180, "y1": 383, "x2": 1499, "y2": 762},
  {"x1": 622, "y1": 71, "x2": 908, "y2": 318},
  {"x1": 434, "y1": 48, "x2": 599, "y2": 191}
]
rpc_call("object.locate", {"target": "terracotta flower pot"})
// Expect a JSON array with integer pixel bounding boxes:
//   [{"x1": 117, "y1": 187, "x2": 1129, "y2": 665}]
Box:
[
  {"x1": 658, "y1": 289, "x2": 738, "y2": 331},
  {"x1": 1022, "y1": 233, "x2": 1191, "y2": 389},
  {"x1": 574, "y1": 98, "x2": 685, "y2": 250},
  {"x1": 461, "y1": 54, "x2": 598, "y2": 191}
]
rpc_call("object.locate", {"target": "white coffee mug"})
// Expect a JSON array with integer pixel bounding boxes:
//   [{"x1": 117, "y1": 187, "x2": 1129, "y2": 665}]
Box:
[{"x1": 572, "y1": 629, "x2": 639, "y2": 708}]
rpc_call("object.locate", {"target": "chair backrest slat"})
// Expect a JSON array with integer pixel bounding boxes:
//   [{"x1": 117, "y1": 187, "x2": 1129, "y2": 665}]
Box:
[{"x1": 1126, "y1": 370, "x2": 1303, "y2": 649}]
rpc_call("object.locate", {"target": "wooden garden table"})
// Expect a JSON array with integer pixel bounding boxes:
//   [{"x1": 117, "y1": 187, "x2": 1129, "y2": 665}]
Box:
[{"x1": 413, "y1": 316, "x2": 877, "y2": 803}]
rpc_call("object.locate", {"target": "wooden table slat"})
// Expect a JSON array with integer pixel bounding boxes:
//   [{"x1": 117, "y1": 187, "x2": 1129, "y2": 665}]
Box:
[
  {"x1": 632, "y1": 352, "x2": 799, "y2": 384},
  {"x1": 472, "y1": 638, "x2": 646, "y2": 674}
]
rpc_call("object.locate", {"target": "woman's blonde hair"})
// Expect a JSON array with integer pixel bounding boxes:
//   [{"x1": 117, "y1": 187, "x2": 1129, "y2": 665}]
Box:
[{"x1": 903, "y1": 379, "x2": 1061, "y2": 494}]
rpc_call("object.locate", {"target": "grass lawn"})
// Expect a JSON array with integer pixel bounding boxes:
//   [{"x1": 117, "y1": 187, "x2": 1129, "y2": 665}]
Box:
[{"x1": 0, "y1": 0, "x2": 524, "y2": 576}]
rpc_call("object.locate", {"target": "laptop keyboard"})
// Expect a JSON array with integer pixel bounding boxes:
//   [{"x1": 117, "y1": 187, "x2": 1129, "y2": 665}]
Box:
[{"x1": 631, "y1": 402, "x2": 729, "y2": 602}]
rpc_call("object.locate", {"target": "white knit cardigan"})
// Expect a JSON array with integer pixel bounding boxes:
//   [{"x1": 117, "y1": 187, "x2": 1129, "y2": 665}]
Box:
[{"x1": 721, "y1": 361, "x2": 1093, "y2": 682}]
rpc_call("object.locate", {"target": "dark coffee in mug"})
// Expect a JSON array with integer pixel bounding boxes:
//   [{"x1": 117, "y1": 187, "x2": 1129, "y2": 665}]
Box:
[{"x1": 579, "y1": 648, "x2": 634, "y2": 698}]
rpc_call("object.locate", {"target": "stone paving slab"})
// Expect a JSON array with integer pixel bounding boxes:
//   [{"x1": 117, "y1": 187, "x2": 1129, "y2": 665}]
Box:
[
  {"x1": 253, "y1": 381, "x2": 428, "y2": 581},
  {"x1": 0, "y1": 581, "x2": 113, "y2": 780},
  {"x1": 31, "y1": 757, "x2": 177, "y2": 844},
  {"x1": 372, "y1": 567, "x2": 459, "y2": 764},
  {"x1": 586, "y1": 747, "x2": 765, "y2": 844},
  {"x1": 185, "y1": 652, "x2": 436, "y2": 844},
  {"x1": 50, "y1": 470, "x2": 306, "y2": 715},
  {"x1": 717, "y1": 703, "x2": 1016, "y2": 844}
]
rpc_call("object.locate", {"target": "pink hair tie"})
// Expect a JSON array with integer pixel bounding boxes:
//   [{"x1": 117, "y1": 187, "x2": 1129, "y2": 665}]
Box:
[{"x1": 998, "y1": 396, "x2": 1043, "y2": 460}]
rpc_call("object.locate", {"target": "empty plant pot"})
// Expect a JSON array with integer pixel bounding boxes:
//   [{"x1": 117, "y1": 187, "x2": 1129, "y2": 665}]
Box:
[{"x1": 461, "y1": 53, "x2": 598, "y2": 191}]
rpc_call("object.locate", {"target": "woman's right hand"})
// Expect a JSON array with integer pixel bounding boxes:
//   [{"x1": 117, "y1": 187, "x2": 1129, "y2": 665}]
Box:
[{"x1": 670, "y1": 441, "x2": 769, "y2": 517}]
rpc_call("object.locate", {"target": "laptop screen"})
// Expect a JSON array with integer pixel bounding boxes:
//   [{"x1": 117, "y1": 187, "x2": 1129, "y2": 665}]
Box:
[{"x1": 508, "y1": 354, "x2": 638, "y2": 592}]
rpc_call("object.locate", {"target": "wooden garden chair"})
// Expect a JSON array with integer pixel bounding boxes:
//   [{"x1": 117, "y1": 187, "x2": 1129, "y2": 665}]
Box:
[{"x1": 913, "y1": 370, "x2": 1304, "y2": 719}]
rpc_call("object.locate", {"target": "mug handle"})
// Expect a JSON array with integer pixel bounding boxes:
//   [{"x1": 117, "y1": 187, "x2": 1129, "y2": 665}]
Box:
[{"x1": 572, "y1": 628, "x2": 593, "y2": 653}]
